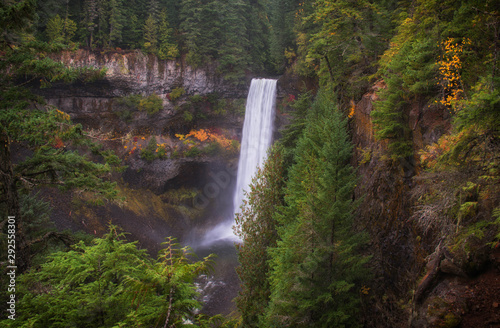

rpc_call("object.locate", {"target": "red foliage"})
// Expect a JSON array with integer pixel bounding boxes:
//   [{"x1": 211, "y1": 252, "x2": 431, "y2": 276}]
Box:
[
  {"x1": 53, "y1": 136, "x2": 64, "y2": 149},
  {"x1": 210, "y1": 127, "x2": 223, "y2": 135}
]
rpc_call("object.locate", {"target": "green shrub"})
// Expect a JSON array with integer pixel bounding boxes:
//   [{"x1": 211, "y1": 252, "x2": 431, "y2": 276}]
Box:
[
  {"x1": 141, "y1": 137, "x2": 158, "y2": 162},
  {"x1": 2, "y1": 226, "x2": 215, "y2": 328},
  {"x1": 183, "y1": 110, "x2": 193, "y2": 122},
  {"x1": 202, "y1": 141, "x2": 221, "y2": 156},
  {"x1": 118, "y1": 94, "x2": 142, "y2": 109},
  {"x1": 169, "y1": 87, "x2": 185, "y2": 101},
  {"x1": 138, "y1": 93, "x2": 163, "y2": 115},
  {"x1": 213, "y1": 99, "x2": 227, "y2": 116},
  {"x1": 156, "y1": 145, "x2": 169, "y2": 159},
  {"x1": 189, "y1": 94, "x2": 204, "y2": 103},
  {"x1": 185, "y1": 146, "x2": 201, "y2": 157},
  {"x1": 116, "y1": 109, "x2": 132, "y2": 121},
  {"x1": 162, "y1": 187, "x2": 198, "y2": 205}
]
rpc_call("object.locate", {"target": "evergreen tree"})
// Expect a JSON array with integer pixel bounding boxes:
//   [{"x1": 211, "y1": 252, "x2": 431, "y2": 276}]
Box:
[
  {"x1": 235, "y1": 145, "x2": 285, "y2": 327},
  {"x1": 179, "y1": 0, "x2": 268, "y2": 77},
  {"x1": 0, "y1": 0, "x2": 119, "y2": 272},
  {"x1": 157, "y1": 8, "x2": 179, "y2": 59},
  {"x1": 45, "y1": 14, "x2": 65, "y2": 43},
  {"x1": 243, "y1": 0, "x2": 271, "y2": 73},
  {"x1": 279, "y1": 90, "x2": 314, "y2": 168},
  {"x1": 180, "y1": 0, "x2": 221, "y2": 66},
  {"x1": 216, "y1": 0, "x2": 250, "y2": 80},
  {"x1": 268, "y1": 0, "x2": 300, "y2": 72},
  {"x1": 2, "y1": 226, "x2": 215, "y2": 327},
  {"x1": 83, "y1": 0, "x2": 98, "y2": 48},
  {"x1": 143, "y1": 13, "x2": 158, "y2": 52},
  {"x1": 125, "y1": 14, "x2": 143, "y2": 48},
  {"x1": 108, "y1": 0, "x2": 124, "y2": 47},
  {"x1": 148, "y1": 0, "x2": 161, "y2": 24},
  {"x1": 95, "y1": 0, "x2": 110, "y2": 48},
  {"x1": 265, "y1": 92, "x2": 370, "y2": 327},
  {"x1": 301, "y1": 0, "x2": 391, "y2": 104}
]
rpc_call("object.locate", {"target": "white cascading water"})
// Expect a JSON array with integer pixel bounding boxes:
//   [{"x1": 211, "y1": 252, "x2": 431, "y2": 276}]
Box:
[
  {"x1": 233, "y1": 78, "x2": 277, "y2": 216},
  {"x1": 202, "y1": 78, "x2": 277, "y2": 244}
]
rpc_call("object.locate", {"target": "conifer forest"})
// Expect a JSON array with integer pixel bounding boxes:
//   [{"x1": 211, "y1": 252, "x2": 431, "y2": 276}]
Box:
[{"x1": 0, "y1": 0, "x2": 499, "y2": 327}]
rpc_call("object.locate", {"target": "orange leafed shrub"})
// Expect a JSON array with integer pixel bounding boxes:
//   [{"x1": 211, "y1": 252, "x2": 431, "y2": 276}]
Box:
[
  {"x1": 419, "y1": 130, "x2": 468, "y2": 168},
  {"x1": 348, "y1": 99, "x2": 355, "y2": 118},
  {"x1": 176, "y1": 129, "x2": 238, "y2": 153},
  {"x1": 209, "y1": 132, "x2": 234, "y2": 150},
  {"x1": 186, "y1": 129, "x2": 210, "y2": 142}
]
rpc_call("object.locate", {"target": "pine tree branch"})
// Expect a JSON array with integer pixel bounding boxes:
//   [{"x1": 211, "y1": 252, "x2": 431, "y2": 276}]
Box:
[
  {"x1": 22, "y1": 231, "x2": 74, "y2": 250},
  {"x1": 22, "y1": 169, "x2": 55, "y2": 178}
]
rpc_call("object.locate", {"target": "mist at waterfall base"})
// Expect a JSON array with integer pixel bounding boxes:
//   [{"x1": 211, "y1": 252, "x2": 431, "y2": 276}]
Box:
[
  {"x1": 202, "y1": 78, "x2": 277, "y2": 246},
  {"x1": 187, "y1": 78, "x2": 277, "y2": 315}
]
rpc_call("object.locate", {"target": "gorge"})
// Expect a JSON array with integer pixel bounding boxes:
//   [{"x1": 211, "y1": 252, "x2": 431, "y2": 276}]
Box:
[{"x1": 1, "y1": 0, "x2": 499, "y2": 326}]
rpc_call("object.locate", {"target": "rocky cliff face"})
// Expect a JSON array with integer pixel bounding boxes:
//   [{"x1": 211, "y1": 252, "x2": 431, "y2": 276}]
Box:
[
  {"x1": 53, "y1": 49, "x2": 248, "y2": 97},
  {"x1": 351, "y1": 81, "x2": 500, "y2": 328},
  {"x1": 35, "y1": 50, "x2": 250, "y2": 252},
  {"x1": 35, "y1": 50, "x2": 249, "y2": 135}
]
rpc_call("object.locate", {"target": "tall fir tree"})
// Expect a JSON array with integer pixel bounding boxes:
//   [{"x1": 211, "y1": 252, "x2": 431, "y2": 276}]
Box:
[
  {"x1": 243, "y1": 0, "x2": 271, "y2": 73},
  {"x1": 216, "y1": 0, "x2": 250, "y2": 80},
  {"x1": 268, "y1": 0, "x2": 300, "y2": 72},
  {"x1": 157, "y1": 8, "x2": 179, "y2": 59},
  {"x1": 235, "y1": 145, "x2": 285, "y2": 327},
  {"x1": 265, "y1": 92, "x2": 370, "y2": 327},
  {"x1": 143, "y1": 13, "x2": 158, "y2": 52},
  {"x1": 108, "y1": 0, "x2": 124, "y2": 48}
]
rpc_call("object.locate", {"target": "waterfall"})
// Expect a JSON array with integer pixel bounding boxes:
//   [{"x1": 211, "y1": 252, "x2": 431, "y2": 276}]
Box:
[
  {"x1": 202, "y1": 78, "x2": 277, "y2": 244},
  {"x1": 233, "y1": 78, "x2": 277, "y2": 216}
]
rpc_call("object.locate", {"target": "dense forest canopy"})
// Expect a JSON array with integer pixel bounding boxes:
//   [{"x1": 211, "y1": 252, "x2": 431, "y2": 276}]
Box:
[
  {"x1": 34, "y1": 0, "x2": 275, "y2": 78},
  {"x1": 1, "y1": 0, "x2": 499, "y2": 327}
]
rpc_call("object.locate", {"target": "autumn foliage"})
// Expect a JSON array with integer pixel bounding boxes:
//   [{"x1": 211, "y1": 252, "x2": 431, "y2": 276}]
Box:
[
  {"x1": 437, "y1": 38, "x2": 471, "y2": 111},
  {"x1": 176, "y1": 128, "x2": 239, "y2": 156}
]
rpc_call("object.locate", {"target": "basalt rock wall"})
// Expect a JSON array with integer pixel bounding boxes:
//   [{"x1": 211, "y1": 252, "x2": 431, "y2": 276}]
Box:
[
  {"x1": 50, "y1": 49, "x2": 248, "y2": 98},
  {"x1": 34, "y1": 50, "x2": 250, "y2": 134},
  {"x1": 351, "y1": 81, "x2": 499, "y2": 328}
]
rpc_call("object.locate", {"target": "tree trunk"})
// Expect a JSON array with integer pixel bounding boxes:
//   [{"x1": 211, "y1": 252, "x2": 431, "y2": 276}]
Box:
[
  {"x1": 0, "y1": 131, "x2": 29, "y2": 272},
  {"x1": 323, "y1": 55, "x2": 335, "y2": 84}
]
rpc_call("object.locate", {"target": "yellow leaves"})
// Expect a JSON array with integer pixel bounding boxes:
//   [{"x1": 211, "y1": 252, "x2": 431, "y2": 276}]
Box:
[
  {"x1": 209, "y1": 133, "x2": 234, "y2": 151},
  {"x1": 436, "y1": 38, "x2": 470, "y2": 111},
  {"x1": 361, "y1": 285, "x2": 370, "y2": 295},
  {"x1": 55, "y1": 109, "x2": 70, "y2": 121}
]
